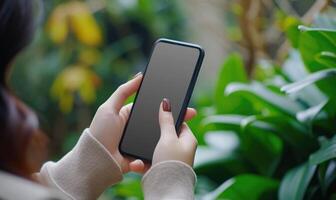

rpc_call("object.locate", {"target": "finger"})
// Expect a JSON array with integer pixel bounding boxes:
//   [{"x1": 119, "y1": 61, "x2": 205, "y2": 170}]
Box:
[
  {"x1": 179, "y1": 123, "x2": 198, "y2": 147},
  {"x1": 129, "y1": 160, "x2": 151, "y2": 174},
  {"x1": 108, "y1": 74, "x2": 142, "y2": 112},
  {"x1": 129, "y1": 159, "x2": 145, "y2": 174},
  {"x1": 119, "y1": 103, "x2": 133, "y2": 121},
  {"x1": 143, "y1": 163, "x2": 151, "y2": 174},
  {"x1": 184, "y1": 108, "x2": 197, "y2": 121},
  {"x1": 159, "y1": 98, "x2": 177, "y2": 138}
]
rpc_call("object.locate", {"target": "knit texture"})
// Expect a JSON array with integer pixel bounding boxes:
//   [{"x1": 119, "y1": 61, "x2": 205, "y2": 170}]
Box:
[
  {"x1": 142, "y1": 160, "x2": 196, "y2": 200},
  {"x1": 39, "y1": 129, "x2": 123, "y2": 200},
  {"x1": 6, "y1": 128, "x2": 197, "y2": 200}
]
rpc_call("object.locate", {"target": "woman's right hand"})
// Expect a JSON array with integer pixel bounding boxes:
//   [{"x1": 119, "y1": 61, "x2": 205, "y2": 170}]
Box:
[
  {"x1": 129, "y1": 98, "x2": 198, "y2": 172},
  {"x1": 152, "y1": 98, "x2": 198, "y2": 166}
]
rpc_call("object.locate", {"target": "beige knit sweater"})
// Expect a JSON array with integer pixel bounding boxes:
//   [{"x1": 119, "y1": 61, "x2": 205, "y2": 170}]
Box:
[{"x1": 0, "y1": 129, "x2": 196, "y2": 200}]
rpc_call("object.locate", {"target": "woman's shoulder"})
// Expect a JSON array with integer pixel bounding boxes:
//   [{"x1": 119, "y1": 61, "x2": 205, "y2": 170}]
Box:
[{"x1": 0, "y1": 170, "x2": 68, "y2": 200}]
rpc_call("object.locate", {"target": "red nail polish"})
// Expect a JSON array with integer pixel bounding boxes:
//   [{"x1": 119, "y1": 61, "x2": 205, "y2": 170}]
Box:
[{"x1": 162, "y1": 98, "x2": 171, "y2": 112}]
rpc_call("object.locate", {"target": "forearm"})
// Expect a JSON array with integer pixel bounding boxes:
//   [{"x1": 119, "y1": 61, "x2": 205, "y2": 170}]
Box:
[
  {"x1": 142, "y1": 161, "x2": 196, "y2": 200},
  {"x1": 34, "y1": 129, "x2": 123, "y2": 200}
]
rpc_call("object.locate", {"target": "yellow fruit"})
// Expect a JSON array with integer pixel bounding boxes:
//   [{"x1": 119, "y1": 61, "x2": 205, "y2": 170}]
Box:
[
  {"x1": 47, "y1": 5, "x2": 68, "y2": 44},
  {"x1": 68, "y1": 1, "x2": 102, "y2": 46},
  {"x1": 51, "y1": 65, "x2": 100, "y2": 113}
]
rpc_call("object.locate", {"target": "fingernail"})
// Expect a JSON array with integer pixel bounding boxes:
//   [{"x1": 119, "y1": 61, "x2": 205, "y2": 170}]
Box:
[
  {"x1": 134, "y1": 159, "x2": 142, "y2": 164},
  {"x1": 162, "y1": 98, "x2": 171, "y2": 112},
  {"x1": 133, "y1": 71, "x2": 142, "y2": 78}
]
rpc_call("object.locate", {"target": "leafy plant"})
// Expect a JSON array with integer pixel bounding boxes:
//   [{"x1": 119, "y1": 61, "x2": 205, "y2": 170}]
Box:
[{"x1": 193, "y1": 13, "x2": 336, "y2": 200}]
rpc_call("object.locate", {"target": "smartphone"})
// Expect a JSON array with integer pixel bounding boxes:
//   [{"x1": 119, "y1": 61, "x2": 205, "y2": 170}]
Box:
[{"x1": 119, "y1": 38, "x2": 204, "y2": 162}]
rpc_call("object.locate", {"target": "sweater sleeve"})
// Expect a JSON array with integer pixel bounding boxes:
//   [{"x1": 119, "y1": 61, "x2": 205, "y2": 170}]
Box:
[
  {"x1": 34, "y1": 128, "x2": 123, "y2": 200},
  {"x1": 141, "y1": 160, "x2": 196, "y2": 200}
]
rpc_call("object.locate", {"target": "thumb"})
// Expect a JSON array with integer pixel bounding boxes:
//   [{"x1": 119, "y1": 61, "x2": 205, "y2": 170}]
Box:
[
  {"x1": 158, "y1": 98, "x2": 176, "y2": 138},
  {"x1": 107, "y1": 73, "x2": 142, "y2": 112},
  {"x1": 129, "y1": 159, "x2": 145, "y2": 174}
]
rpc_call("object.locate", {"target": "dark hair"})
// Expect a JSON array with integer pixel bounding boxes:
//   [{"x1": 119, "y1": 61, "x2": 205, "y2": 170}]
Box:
[
  {"x1": 0, "y1": 88, "x2": 40, "y2": 177},
  {"x1": 0, "y1": 0, "x2": 34, "y2": 81},
  {"x1": 0, "y1": 0, "x2": 45, "y2": 178}
]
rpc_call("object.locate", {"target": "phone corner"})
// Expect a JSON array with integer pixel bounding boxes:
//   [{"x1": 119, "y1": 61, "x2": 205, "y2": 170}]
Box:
[
  {"x1": 195, "y1": 45, "x2": 205, "y2": 58},
  {"x1": 154, "y1": 38, "x2": 169, "y2": 45}
]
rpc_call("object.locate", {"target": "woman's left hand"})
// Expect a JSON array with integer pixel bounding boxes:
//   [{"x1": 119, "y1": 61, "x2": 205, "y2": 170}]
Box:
[{"x1": 89, "y1": 73, "x2": 197, "y2": 174}]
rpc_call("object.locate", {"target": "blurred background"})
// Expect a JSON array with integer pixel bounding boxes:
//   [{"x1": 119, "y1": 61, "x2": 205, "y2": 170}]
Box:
[{"x1": 11, "y1": 0, "x2": 336, "y2": 199}]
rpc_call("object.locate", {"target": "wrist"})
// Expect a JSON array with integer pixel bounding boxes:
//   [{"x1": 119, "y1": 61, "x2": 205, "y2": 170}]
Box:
[
  {"x1": 142, "y1": 160, "x2": 196, "y2": 200},
  {"x1": 86, "y1": 129, "x2": 123, "y2": 172}
]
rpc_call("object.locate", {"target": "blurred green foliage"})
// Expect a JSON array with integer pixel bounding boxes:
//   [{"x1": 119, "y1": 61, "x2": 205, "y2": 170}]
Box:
[{"x1": 193, "y1": 11, "x2": 336, "y2": 200}]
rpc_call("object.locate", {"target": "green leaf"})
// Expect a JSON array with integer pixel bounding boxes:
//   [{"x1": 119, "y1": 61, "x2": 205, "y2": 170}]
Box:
[
  {"x1": 125, "y1": 93, "x2": 136, "y2": 104},
  {"x1": 194, "y1": 146, "x2": 232, "y2": 168},
  {"x1": 240, "y1": 118, "x2": 283, "y2": 176},
  {"x1": 215, "y1": 53, "x2": 251, "y2": 114},
  {"x1": 194, "y1": 146, "x2": 250, "y2": 182},
  {"x1": 195, "y1": 176, "x2": 217, "y2": 196},
  {"x1": 256, "y1": 116, "x2": 318, "y2": 157},
  {"x1": 316, "y1": 51, "x2": 336, "y2": 68},
  {"x1": 204, "y1": 174, "x2": 279, "y2": 200},
  {"x1": 296, "y1": 100, "x2": 328, "y2": 125},
  {"x1": 253, "y1": 61, "x2": 277, "y2": 82},
  {"x1": 279, "y1": 162, "x2": 316, "y2": 200},
  {"x1": 310, "y1": 135, "x2": 336, "y2": 165},
  {"x1": 203, "y1": 114, "x2": 244, "y2": 126},
  {"x1": 311, "y1": 98, "x2": 336, "y2": 135},
  {"x1": 298, "y1": 25, "x2": 336, "y2": 97},
  {"x1": 317, "y1": 160, "x2": 336, "y2": 196},
  {"x1": 281, "y1": 69, "x2": 336, "y2": 94},
  {"x1": 195, "y1": 131, "x2": 240, "y2": 169},
  {"x1": 202, "y1": 114, "x2": 245, "y2": 133},
  {"x1": 216, "y1": 53, "x2": 247, "y2": 97},
  {"x1": 112, "y1": 173, "x2": 142, "y2": 198},
  {"x1": 203, "y1": 114, "x2": 318, "y2": 158},
  {"x1": 282, "y1": 50, "x2": 327, "y2": 107},
  {"x1": 284, "y1": 17, "x2": 302, "y2": 48},
  {"x1": 190, "y1": 107, "x2": 216, "y2": 145},
  {"x1": 299, "y1": 25, "x2": 336, "y2": 34},
  {"x1": 204, "y1": 131, "x2": 239, "y2": 152},
  {"x1": 203, "y1": 115, "x2": 283, "y2": 176},
  {"x1": 225, "y1": 82, "x2": 305, "y2": 116},
  {"x1": 62, "y1": 132, "x2": 80, "y2": 156},
  {"x1": 298, "y1": 26, "x2": 336, "y2": 68}
]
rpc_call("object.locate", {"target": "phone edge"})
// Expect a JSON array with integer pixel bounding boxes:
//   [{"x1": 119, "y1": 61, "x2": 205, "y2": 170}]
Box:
[{"x1": 118, "y1": 38, "x2": 205, "y2": 163}]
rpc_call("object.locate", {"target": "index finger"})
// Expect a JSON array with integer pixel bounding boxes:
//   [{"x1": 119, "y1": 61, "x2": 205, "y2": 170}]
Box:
[{"x1": 107, "y1": 74, "x2": 142, "y2": 112}]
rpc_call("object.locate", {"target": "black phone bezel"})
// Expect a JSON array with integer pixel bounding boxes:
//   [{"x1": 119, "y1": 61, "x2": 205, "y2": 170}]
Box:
[{"x1": 118, "y1": 38, "x2": 205, "y2": 163}]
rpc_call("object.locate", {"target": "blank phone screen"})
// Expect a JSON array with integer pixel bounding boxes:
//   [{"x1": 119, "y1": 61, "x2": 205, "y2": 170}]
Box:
[{"x1": 120, "y1": 40, "x2": 202, "y2": 161}]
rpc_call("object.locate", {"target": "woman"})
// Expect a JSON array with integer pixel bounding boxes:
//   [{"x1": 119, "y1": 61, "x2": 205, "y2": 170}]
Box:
[{"x1": 0, "y1": 0, "x2": 198, "y2": 199}]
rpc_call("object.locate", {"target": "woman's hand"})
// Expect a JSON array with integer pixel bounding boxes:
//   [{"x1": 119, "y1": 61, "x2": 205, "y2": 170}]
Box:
[
  {"x1": 151, "y1": 98, "x2": 198, "y2": 166},
  {"x1": 89, "y1": 73, "x2": 144, "y2": 173},
  {"x1": 89, "y1": 73, "x2": 197, "y2": 173}
]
